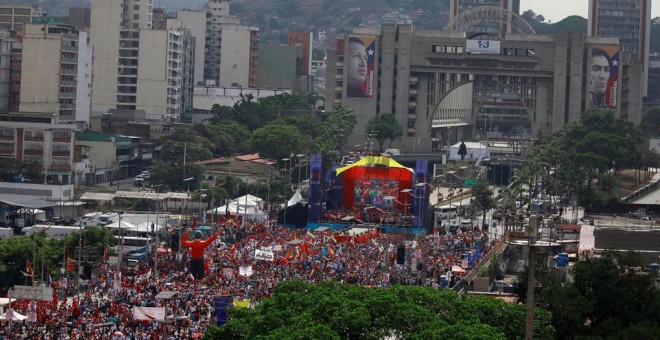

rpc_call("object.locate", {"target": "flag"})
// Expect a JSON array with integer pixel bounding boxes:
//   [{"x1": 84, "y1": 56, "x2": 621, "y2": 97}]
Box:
[
  {"x1": 370, "y1": 239, "x2": 379, "y2": 247},
  {"x1": 66, "y1": 248, "x2": 74, "y2": 272},
  {"x1": 47, "y1": 269, "x2": 52, "y2": 287},
  {"x1": 332, "y1": 236, "x2": 338, "y2": 243},
  {"x1": 103, "y1": 246, "x2": 108, "y2": 261},
  {"x1": 306, "y1": 230, "x2": 315, "y2": 241},
  {"x1": 329, "y1": 245, "x2": 335, "y2": 256},
  {"x1": 22, "y1": 260, "x2": 34, "y2": 279}
]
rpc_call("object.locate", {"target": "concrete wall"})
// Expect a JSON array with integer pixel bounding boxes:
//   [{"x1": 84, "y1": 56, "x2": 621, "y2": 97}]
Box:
[
  {"x1": 90, "y1": 0, "x2": 122, "y2": 114},
  {"x1": 257, "y1": 45, "x2": 299, "y2": 90},
  {"x1": 19, "y1": 26, "x2": 61, "y2": 114},
  {"x1": 177, "y1": 10, "x2": 206, "y2": 86},
  {"x1": 76, "y1": 31, "x2": 93, "y2": 124},
  {"x1": 192, "y1": 86, "x2": 291, "y2": 110},
  {"x1": 219, "y1": 25, "x2": 252, "y2": 88},
  {"x1": 0, "y1": 182, "x2": 74, "y2": 202},
  {"x1": 136, "y1": 29, "x2": 168, "y2": 120}
]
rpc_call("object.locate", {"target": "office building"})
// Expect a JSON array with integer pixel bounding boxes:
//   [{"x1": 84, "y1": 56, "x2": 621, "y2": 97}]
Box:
[
  {"x1": 0, "y1": 4, "x2": 41, "y2": 31},
  {"x1": 588, "y1": 0, "x2": 651, "y2": 96},
  {"x1": 0, "y1": 31, "x2": 12, "y2": 112},
  {"x1": 325, "y1": 23, "x2": 643, "y2": 153},
  {"x1": 68, "y1": 7, "x2": 91, "y2": 30},
  {"x1": 18, "y1": 22, "x2": 92, "y2": 123}
]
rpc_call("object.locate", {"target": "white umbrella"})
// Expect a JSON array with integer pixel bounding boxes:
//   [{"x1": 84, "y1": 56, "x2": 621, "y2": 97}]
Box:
[{"x1": 0, "y1": 310, "x2": 28, "y2": 321}]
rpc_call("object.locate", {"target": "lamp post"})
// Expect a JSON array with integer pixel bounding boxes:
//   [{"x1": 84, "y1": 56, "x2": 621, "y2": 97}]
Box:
[
  {"x1": 152, "y1": 184, "x2": 163, "y2": 277},
  {"x1": 281, "y1": 157, "x2": 291, "y2": 226},
  {"x1": 295, "y1": 154, "x2": 305, "y2": 188},
  {"x1": 183, "y1": 177, "x2": 194, "y2": 215},
  {"x1": 197, "y1": 188, "x2": 207, "y2": 221}
]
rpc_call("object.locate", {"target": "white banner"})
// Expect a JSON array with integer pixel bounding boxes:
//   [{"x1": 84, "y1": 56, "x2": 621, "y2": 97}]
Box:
[
  {"x1": 255, "y1": 249, "x2": 274, "y2": 261},
  {"x1": 133, "y1": 306, "x2": 166, "y2": 321},
  {"x1": 239, "y1": 265, "x2": 253, "y2": 277},
  {"x1": 466, "y1": 40, "x2": 501, "y2": 54}
]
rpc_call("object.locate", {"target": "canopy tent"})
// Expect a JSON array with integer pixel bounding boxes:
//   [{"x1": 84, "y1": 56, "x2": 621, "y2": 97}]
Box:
[
  {"x1": 105, "y1": 220, "x2": 140, "y2": 233},
  {"x1": 0, "y1": 310, "x2": 27, "y2": 321},
  {"x1": 207, "y1": 194, "x2": 267, "y2": 222},
  {"x1": 448, "y1": 142, "x2": 490, "y2": 161},
  {"x1": 287, "y1": 190, "x2": 303, "y2": 207},
  {"x1": 334, "y1": 156, "x2": 415, "y2": 209}
]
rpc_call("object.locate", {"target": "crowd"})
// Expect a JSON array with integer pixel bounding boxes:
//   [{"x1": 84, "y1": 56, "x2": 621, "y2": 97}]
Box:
[{"x1": 0, "y1": 219, "x2": 493, "y2": 339}]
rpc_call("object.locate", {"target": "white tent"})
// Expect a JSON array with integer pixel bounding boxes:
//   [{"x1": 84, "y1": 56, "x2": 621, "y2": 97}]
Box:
[
  {"x1": 448, "y1": 142, "x2": 490, "y2": 161},
  {"x1": 287, "y1": 190, "x2": 303, "y2": 207},
  {"x1": 105, "y1": 220, "x2": 140, "y2": 233},
  {"x1": 0, "y1": 310, "x2": 28, "y2": 321},
  {"x1": 206, "y1": 194, "x2": 267, "y2": 222}
]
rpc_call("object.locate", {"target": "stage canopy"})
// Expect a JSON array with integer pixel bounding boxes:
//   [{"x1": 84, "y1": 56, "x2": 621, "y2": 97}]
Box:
[
  {"x1": 207, "y1": 194, "x2": 267, "y2": 222},
  {"x1": 334, "y1": 156, "x2": 415, "y2": 209}
]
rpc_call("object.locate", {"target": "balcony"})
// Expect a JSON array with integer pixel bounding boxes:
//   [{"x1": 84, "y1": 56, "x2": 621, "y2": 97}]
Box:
[
  {"x1": 24, "y1": 149, "x2": 43, "y2": 156},
  {"x1": 52, "y1": 151, "x2": 70, "y2": 157},
  {"x1": 52, "y1": 136, "x2": 71, "y2": 143},
  {"x1": 24, "y1": 136, "x2": 44, "y2": 142},
  {"x1": 0, "y1": 135, "x2": 14, "y2": 141}
]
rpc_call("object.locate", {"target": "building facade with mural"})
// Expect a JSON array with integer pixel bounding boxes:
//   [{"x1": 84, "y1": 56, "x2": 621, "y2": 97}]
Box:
[{"x1": 325, "y1": 17, "x2": 643, "y2": 153}]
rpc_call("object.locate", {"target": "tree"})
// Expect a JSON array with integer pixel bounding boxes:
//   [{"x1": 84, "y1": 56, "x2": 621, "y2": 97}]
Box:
[
  {"x1": 19, "y1": 160, "x2": 45, "y2": 183},
  {"x1": 365, "y1": 113, "x2": 403, "y2": 152},
  {"x1": 250, "y1": 124, "x2": 306, "y2": 160},
  {"x1": 0, "y1": 158, "x2": 19, "y2": 182},
  {"x1": 471, "y1": 182, "x2": 494, "y2": 229},
  {"x1": 641, "y1": 106, "x2": 660, "y2": 137},
  {"x1": 514, "y1": 251, "x2": 660, "y2": 339},
  {"x1": 149, "y1": 161, "x2": 204, "y2": 192},
  {"x1": 205, "y1": 280, "x2": 554, "y2": 339}
]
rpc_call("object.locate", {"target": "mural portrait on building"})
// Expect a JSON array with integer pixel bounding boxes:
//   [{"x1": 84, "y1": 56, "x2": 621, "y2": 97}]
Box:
[
  {"x1": 346, "y1": 35, "x2": 376, "y2": 98},
  {"x1": 589, "y1": 45, "x2": 619, "y2": 109}
]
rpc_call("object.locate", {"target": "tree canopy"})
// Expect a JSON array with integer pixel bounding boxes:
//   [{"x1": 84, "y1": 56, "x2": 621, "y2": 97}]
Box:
[
  {"x1": 515, "y1": 251, "x2": 660, "y2": 339},
  {"x1": 510, "y1": 109, "x2": 650, "y2": 212},
  {"x1": 205, "y1": 280, "x2": 554, "y2": 339},
  {"x1": 365, "y1": 113, "x2": 403, "y2": 152}
]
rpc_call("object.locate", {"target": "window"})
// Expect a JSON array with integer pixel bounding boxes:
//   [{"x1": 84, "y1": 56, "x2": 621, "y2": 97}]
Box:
[
  {"x1": 134, "y1": 5, "x2": 140, "y2": 10},
  {"x1": 515, "y1": 48, "x2": 525, "y2": 57},
  {"x1": 133, "y1": 14, "x2": 139, "y2": 20},
  {"x1": 526, "y1": 49, "x2": 535, "y2": 57}
]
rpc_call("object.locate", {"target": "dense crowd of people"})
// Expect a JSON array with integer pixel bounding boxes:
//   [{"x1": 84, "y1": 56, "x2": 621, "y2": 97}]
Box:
[{"x1": 0, "y1": 218, "x2": 494, "y2": 339}]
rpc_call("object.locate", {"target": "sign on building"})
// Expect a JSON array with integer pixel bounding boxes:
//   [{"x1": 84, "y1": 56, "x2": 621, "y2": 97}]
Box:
[{"x1": 466, "y1": 40, "x2": 501, "y2": 54}]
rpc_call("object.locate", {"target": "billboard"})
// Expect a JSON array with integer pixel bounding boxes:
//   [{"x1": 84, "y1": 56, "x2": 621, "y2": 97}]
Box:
[
  {"x1": 466, "y1": 40, "x2": 501, "y2": 54},
  {"x1": 589, "y1": 45, "x2": 619, "y2": 109},
  {"x1": 346, "y1": 35, "x2": 376, "y2": 98},
  {"x1": 354, "y1": 178, "x2": 400, "y2": 207}
]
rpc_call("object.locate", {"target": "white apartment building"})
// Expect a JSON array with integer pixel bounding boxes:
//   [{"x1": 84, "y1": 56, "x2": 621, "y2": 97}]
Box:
[
  {"x1": 90, "y1": 0, "x2": 193, "y2": 122},
  {"x1": 19, "y1": 23, "x2": 92, "y2": 124},
  {"x1": 179, "y1": 0, "x2": 258, "y2": 89}
]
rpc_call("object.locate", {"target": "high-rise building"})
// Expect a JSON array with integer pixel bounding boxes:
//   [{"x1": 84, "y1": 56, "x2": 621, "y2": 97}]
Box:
[
  {"x1": 0, "y1": 4, "x2": 41, "y2": 31},
  {"x1": 152, "y1": 8, "x2": 166, "y2": 30},
  {"x1": 201, "y1": 0, "x2": 258, "y2": 88},
  {"x1": 18, "y1": 22, "x2": 92, "y2": 123},
  {"x1": 90, "y1": 0, "x2": 193, "y2": 122},
  {"x1": 588, "y1": 0, "x2": 651, "y2": 96},
  {"x1": 0, "y1": 31, "x2": 12, "y2": 112},
  {"x1": 68, "y1": 7, "x2": 92, "y2": 30},
  {"x1": 449, "y1": 0, "x2": 520, "y2": 37},
  {"x1": 176, "y1": 10, "x2": 206, "y2": 85}
]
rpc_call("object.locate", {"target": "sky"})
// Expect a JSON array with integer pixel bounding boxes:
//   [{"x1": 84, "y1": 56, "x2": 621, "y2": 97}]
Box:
[{"x1": 519, "y1": 0, "x2": 660, "y2": 23}]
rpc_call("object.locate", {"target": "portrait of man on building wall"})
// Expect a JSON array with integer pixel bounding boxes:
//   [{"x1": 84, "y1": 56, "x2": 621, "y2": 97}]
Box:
[
  {"x1": 346, "y1": 35, "x2": 376, "y2": 98},
  {"x1": 589, "y1": 45, "x2": 619, "y2": 109}
]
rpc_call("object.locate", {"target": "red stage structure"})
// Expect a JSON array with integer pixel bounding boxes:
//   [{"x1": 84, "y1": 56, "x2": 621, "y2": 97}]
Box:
[{"x1": 335, "y1": 156, "x2": 414, "y2": 212}]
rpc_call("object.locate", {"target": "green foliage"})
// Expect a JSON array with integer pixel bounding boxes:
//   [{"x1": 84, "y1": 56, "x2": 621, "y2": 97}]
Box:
[
  {"x1": 250, "y1": 124, "x2": 306, "y2": 160},
  {"x1": 471, "y1": 182, "x2": 494, "y2": 227},
  {"x1": 515, "y1": 251, "x2": 660, "y2": 339},
  {"x1": 0, "y1": 235, "x2": 62, "y2": 289},
  {"x1": 149, "y1": 161, "x2": 204, "y2": 192},
  {"x1": 312, "y1": 105, "x2": 357, "y2": 169},
  {"x1": 205, "y1": 280, "x2": 554, "y2": 339},
  {"x1": 642, "y1": 105, "x2": 660, "y2": 137},
  {"x1": 365, "y1": 113, "x2": 403, "y2": 152},
  {"x1": 0, "y1": 158, "x2": 45, "y2": 183},
  {"x1": 516, "y1": 110, "x2": 646, "y2": 211}
]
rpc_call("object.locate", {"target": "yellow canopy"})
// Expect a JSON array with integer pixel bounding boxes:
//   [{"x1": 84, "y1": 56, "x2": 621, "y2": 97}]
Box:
[{"x1": 335, "y1": 156, "x2": 414, "y2": 175}]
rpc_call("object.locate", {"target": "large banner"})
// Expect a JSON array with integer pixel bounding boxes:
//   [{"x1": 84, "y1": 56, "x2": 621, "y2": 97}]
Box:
[
  {"x1": 589, "y1": 45, "x2": 619, "y2": 109},
  {"x1": 354, "y1": 178, "x2": 400, "y2": 207},
  {"x1": 255, "y1": 249, "x2": 274, "y2": 261},
  {"x1": 346, "y1": 35, "x2": 376, "y2": 98}
]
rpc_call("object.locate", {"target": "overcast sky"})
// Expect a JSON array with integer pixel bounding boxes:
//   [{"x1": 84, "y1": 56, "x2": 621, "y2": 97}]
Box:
[{"x1": 520, "y1": 0, "x2": 660, "y2": 23}]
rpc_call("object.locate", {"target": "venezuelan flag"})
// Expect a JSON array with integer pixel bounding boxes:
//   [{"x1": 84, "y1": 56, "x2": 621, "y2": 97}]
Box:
[
  {"x1": 306, "y1": 230, "x2": 315, "y2": 240},
  {"x1": 370, "y1": 239, "x2": 379, "y2": 247}
]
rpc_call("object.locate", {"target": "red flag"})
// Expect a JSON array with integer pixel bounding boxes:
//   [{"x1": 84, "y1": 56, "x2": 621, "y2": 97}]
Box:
[
  {"x1": 103, "y1": 246, "x2": 108, "y2": 261},
  {"x1": 66, "y1": 249, "x2": 74, "y2": 272},
  {"x1": 24, "y1": 260, "x2": 34, "y2": 280}
]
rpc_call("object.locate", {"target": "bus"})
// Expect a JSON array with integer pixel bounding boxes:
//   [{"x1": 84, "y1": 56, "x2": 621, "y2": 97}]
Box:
[
  {"x1": 434, "y1": 204, "x2": 458, "y2": 220},
  {"x1": 113, "y1": 236, "x2": 153, "y2": 258}
]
